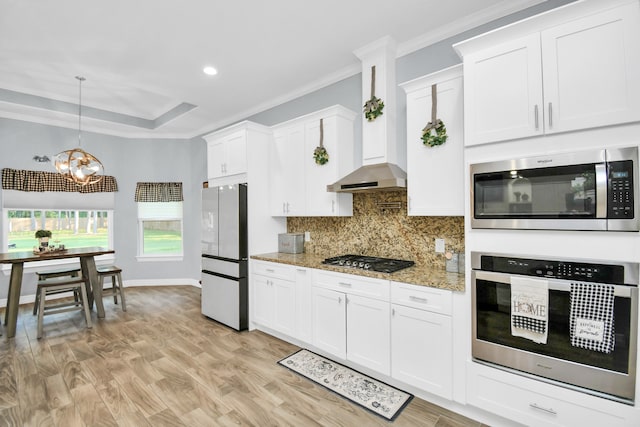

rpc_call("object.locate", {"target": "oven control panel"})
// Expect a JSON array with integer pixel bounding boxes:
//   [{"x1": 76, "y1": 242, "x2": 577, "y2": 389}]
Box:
[{"x1": 480, "y1": 255, "x2": 625, "y2": 284}]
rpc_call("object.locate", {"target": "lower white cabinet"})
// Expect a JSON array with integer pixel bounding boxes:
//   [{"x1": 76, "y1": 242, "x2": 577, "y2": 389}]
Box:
[
  {"x1": 390, "y1": 282, "x2": 453, "y2": 399},
  {"x1": 311, "y1": 270, "x2": 390, "y2": 374},
  {"x1": 467, "y1": 361, "x2": 635, "y2": 427},
  {"x1": 311, "y1": 286, "x2": 347, "y2": 359},
  {"x1": 252, "y1": 261, "x2": 310, "y2": 340}
]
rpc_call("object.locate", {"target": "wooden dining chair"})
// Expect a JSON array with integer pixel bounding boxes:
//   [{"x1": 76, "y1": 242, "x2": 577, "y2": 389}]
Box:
[
  {"x1": 34, "y1": 267, "x2": 82, "y2": 315},
  {"x1": 97, "y1": 265, "x2": 126, "y2": 311},
  {"x1": 36, "y1": 275, "x2": 92, "y2": 339}
]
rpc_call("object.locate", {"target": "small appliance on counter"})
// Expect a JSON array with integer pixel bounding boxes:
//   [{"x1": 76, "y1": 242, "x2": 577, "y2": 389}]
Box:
[{"x1": 278, "y1": 233, "x2": 304, "y2": 254}]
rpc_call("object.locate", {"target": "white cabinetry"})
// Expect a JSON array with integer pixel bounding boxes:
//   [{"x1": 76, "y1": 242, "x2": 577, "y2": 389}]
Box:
[
  {"x1": 252, "y1": 260, "x2": 310, "y2": 340},
  {"x1": 269, "y1": 105, "x2": 356, "y2": 217},
  {"x1": 456, "y1": 0, "x2": 640, "y2": 146},
  {"x1": 270, "y1": 124, "x2": 305, "y2": 216},
  {"x1": 401, "y1": 65, "x2": 464, "y2": 216},
  {"x1": 390, "y1": 282, "x2": 453, "y2": 399},
  {"x1": 205, "y1": 127, "x2": 248, "y2": 180},
  {"x1": 467, "y1": 361, "x2": 635, "y2": 426},
  {"x1": 311, "y1": 270, "x2": 390, "y2": 374}
]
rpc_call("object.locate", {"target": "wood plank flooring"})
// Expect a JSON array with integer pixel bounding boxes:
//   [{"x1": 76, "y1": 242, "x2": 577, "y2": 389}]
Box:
[{"x1": 0, "y1": 286, "x2": 485, "y2": 426}]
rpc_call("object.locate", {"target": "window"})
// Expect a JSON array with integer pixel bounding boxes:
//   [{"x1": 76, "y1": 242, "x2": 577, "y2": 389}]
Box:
[
  {"x1": 6, "y1": 209, "x2": 112, "y2": 252},
  {"x1": 137, "y1": 201, "x2": 183, "y2": 257}
]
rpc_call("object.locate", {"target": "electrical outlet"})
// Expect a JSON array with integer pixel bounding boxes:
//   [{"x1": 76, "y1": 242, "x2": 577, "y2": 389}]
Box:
[
  {"x1": 435, "y1": 238, "x2": 445, "y2": 253},
  {"x1": 304, "y1": 231, "x2": 311, "y2": 241}
]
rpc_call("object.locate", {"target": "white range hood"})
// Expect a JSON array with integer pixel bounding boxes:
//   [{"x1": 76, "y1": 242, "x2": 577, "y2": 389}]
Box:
[{"x1": 328, "y1": 36, "x2": 407, "y2": 193}]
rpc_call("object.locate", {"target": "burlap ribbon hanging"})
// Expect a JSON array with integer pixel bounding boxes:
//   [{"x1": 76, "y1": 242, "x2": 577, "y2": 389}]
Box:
[
  {"x1": 363, "y1": 65, "x2": 384, "y2": 121},
  {"x1": 421, "y1": 84, "x2": 448, "y2": 147}
]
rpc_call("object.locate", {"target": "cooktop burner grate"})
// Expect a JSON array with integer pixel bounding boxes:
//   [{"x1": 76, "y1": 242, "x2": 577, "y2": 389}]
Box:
[{"x1": 322, "y1": 255, "x2": 415, "y2": 273}]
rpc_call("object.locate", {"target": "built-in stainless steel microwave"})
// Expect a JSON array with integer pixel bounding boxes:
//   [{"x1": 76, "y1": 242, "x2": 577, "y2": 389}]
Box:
[{"x1": 471, "y1": 147, "x2": 639, "y2": 231}]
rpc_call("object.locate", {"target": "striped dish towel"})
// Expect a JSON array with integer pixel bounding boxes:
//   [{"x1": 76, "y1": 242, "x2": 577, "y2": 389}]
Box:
[{"x1": 570, "y1": 282, "x2": 615, "y2": 354}]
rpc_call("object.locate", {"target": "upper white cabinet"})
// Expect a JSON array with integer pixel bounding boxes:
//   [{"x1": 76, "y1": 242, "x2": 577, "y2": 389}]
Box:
[
  {"x1": 206, "y1": 128, "x2": 247, "y2": 180},
  {"x1": 269, "y1": 105, "x2": 356, "y2": 217},
  {"x1": 401, "y1": 65, "x2": 464, "y2": 216},
  {"x1": 204, "y1": 121, "x2": 271, "y2": 185},
  {"x1": 455, "y1": 0, "x2": 640, "y2": 146}
]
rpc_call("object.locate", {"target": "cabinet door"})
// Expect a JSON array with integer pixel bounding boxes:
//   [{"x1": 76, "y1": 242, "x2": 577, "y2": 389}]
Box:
[
  {"x1": 464, "y1": 33, "x2": 543, "y2": 145},
  {"x1": 252, "y1": 274, "x2": 273, "y2": 327},
  {"x1": 346, "y1": 294, "x2": 390, "y2": 375},
  {"x1": 406, "y1": 74, "x2": 464, "y2": 216},
  {"x1": 391, "y1": 304, "x2": 452, "y2": 399},
  {"x1": 272, "y1": 277, "x2": 296, "y2": 337},
  {"x1": 295, "y1": 267, "x2": 312, "y2": 343},
  {"x1": 304, "y1": 117, "x2": 340, "y2": 216},
  {"x1": 312, "y1": 287, "x2": 346, "y2": 359},
  {"x1": 223, "y1": 130, "x2": 247, "y2": 176},
  {"x1": 269, "y1": 125, "x2": 305, "y2": 216},
  {"x1": 207, "y1": 140, "x2": 226, "y2": 179},
  {"x1": 541, "y1": 3, "x2": 640, "y2": 134}
]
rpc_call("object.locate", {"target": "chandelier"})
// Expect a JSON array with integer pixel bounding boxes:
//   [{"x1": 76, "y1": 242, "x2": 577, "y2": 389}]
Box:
[{"x1": 54, "y1": 76, "x2": 104, "y2": 185}]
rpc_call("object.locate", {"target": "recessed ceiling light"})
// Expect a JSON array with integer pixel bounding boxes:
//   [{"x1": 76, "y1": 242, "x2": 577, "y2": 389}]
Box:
[{"x1": 203, "y1": 66, "x2": 218, "y2": 76}]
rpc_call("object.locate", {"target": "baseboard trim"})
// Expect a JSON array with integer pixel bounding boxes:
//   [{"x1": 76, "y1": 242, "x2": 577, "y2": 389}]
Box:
[{"x1": 0, "y1": 279, "x2": 201, "y2": 308}]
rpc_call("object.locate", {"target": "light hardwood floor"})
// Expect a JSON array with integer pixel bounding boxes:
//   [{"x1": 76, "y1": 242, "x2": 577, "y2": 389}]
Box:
[{"x1": 0, "y1": 286, "x2": 485, "y2": 426}]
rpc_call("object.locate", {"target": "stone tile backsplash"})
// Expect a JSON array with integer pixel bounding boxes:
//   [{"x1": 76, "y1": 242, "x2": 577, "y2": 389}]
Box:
[{"x1": 287, "y1": 191, "x2": 464, "y2": 268}]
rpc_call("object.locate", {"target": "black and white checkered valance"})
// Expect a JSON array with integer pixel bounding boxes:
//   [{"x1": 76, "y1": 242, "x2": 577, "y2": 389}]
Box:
[
  {"x1": 2, "y1": 168, "x2": 118, "y2": 193},
  {"x1": 134, "y1": 182, "x2": 183, "y2": 202}
]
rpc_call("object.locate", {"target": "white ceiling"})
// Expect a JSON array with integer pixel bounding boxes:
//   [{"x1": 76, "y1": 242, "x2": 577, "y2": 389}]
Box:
[{"x1": 0, "y1": 0, "x2": 545, "y2": 139}]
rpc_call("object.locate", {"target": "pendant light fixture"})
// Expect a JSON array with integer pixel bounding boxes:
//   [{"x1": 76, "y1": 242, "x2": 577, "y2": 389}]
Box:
[{"x1": 54, "y1": 76, "x2": 104, "y2": 186}]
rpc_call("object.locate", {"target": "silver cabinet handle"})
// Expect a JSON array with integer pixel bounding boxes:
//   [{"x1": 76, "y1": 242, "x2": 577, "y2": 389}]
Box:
[
  {"x1": 338, "y1": 296, "x2": 342, "y2": 304},
  {"x1": 409, "y1": 296, "x2": 428, "y2": 304},
  {"x1": 266, "y1": 268, "x2": 275, "y2": 273},
  {"x1": 392, "y1": 308, "x2": 395, "y2": 316},
  {"x1": 534, "y1": 104, "x2": 539, "y2": 130},
  {"x1": 529, "y1": 403, "x2": 557, "y2": 415},
  {"x1": 338, "y1": 282, "x2": 352, "y2": 287},
  {"x1": 286, "y1": 202, "x2": 290, "y2": 213},
  {"x1": 331, "y1": 200, "x2": 335, "y2": 213},
  {"x1": 548, "y1": 102, "x2": 553, "y2": 128}
]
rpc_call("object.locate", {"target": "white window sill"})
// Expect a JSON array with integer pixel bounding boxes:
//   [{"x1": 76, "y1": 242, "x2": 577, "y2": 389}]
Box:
[{"x1": 136, "y1": 255, "x2": 184, "y2": 262}]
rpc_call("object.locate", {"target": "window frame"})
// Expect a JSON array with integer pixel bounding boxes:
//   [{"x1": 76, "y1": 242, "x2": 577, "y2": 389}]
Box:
[{"x1": 136, "y1": 201, "x2": 184, "y2": 262}]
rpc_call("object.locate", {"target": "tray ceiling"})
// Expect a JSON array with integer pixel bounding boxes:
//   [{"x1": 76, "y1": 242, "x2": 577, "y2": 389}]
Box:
[{"x1": 0, "y1": 0, "x2": 546, "y2": 139}]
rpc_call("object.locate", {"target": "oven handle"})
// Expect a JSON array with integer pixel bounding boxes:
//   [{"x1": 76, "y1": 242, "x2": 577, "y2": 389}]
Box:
[{"x1": 472, "y1": 270, "x2": 634, "y2": 298}]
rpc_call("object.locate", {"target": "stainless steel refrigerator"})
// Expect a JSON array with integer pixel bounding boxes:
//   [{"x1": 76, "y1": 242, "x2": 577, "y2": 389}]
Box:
[{"x1": 201, "y1": 183, "x2": 248, "y2": 330}]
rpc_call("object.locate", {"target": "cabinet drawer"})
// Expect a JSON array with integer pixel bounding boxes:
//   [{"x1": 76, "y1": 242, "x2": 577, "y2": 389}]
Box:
[
  {"x1": 313, "y1": 270, "x2": 389, "y2": 300},
  {"x1": 467, "y1": 363, "x2": 630, "y2": 427},
  {"x1": 390, "y1": 282, "x2": 452, "y2": 315},
  {"x1": 251, "y1": 260, "x2": 295, "y2": 281}
]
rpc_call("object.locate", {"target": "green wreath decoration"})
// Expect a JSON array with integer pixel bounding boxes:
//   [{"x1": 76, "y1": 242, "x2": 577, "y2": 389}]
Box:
[
  {"x1": 421, "y1": 119, "x2": 448, "y2": 147},
  {"x1": 313, "y1": 146, "x2": 329, "y2": 165},
  {"x1": 364, "y1": 96, "x2": 384, "y2": 122}
]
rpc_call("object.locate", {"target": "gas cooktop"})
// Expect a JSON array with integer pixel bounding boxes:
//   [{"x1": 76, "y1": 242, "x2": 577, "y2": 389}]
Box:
[{"x1": 322, "y1": 255, "x2": 415, "y2": 273}]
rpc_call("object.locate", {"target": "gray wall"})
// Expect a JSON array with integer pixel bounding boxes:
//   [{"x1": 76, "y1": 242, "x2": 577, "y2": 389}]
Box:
[
  {"x1": 1, "y1": 0, "x2": 574, "y2": 298},
  {"x1": 0, "y1": 118, "x2": 205, "y2": 297}
]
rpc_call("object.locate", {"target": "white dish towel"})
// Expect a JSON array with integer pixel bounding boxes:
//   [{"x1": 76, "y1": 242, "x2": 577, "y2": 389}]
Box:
[{"x1": 511, "y1": 277, "x2": 549, "y2": 344}]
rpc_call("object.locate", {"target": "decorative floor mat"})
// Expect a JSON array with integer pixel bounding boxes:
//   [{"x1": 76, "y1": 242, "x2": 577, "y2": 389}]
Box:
[{"x1": 278, "y1": 349, "x2": 413, "y2": 421}]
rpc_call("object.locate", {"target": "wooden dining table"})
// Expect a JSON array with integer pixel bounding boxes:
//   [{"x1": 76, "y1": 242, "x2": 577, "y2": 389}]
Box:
[{"x1": 0, "y1": 246, "x2": 115, "y2": 338}]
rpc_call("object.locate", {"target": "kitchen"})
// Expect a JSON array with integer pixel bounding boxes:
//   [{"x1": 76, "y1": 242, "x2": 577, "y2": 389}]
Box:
[{"x1": 2, "y1": 0, "x2": 640, "y2": 425}]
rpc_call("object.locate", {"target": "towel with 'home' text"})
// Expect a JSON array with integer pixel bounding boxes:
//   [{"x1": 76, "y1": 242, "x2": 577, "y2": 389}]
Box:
[{"x1": 511, "y1": 277, "x2": 549, "y2": 344}]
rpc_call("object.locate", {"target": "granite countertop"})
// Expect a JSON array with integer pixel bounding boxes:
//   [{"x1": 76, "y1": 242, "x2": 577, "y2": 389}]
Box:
[{"x1": 250, "y1": 252, "x2": 465, "y2": 292}]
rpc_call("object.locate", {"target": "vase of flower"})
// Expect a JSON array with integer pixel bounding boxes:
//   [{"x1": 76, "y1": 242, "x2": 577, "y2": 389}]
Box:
[{"x1": 35, "y1": 229, "x2": 52, "y2": 249}]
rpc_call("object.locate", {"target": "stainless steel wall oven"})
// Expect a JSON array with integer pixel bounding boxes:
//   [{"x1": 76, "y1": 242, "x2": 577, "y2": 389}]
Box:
[
  {"x1": 470, "y1": 147, "x2": 638, "y2": 231},
  {"x1": 471, "y1": 252, "x2": 639, "y2": 404}
]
